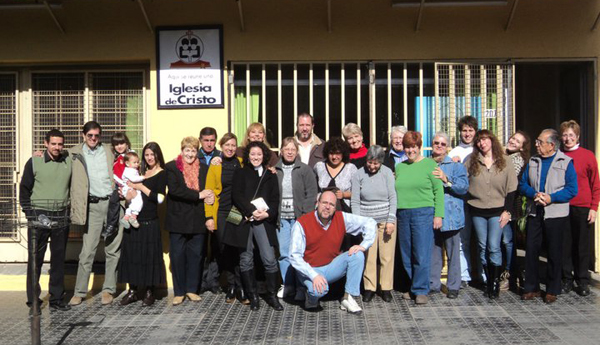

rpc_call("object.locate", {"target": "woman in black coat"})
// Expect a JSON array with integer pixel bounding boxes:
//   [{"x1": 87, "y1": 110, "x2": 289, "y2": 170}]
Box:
[
  {"x1": 166, "y1": 136, "x2": 214, "y2": 306},
  {"x1": 223, "y1": 141, "x2": 282, "y2": 311}
]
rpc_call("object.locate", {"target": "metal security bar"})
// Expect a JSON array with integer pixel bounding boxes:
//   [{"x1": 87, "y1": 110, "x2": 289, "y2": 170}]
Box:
[
  {"x1": 32, "y1": 73, "x2": 85, "y2": 151},
  {"x1": 0, "y1": 74, "x2": 18, "y2": 239},
  {"x1": 435, "y1": 63, "x2": 514, "y2": 147},
  {"x1": 89, "y1": 72, "x2": 145, "y2": 152}
]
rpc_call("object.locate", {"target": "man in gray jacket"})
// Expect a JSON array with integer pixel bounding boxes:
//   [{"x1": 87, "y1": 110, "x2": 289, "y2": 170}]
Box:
[
  {"x1": 68, "y1": 121, "x2": 120, "y2": 306},
  {"x1": 519, "y1": 129, "x2": 578, "y2": 304}
]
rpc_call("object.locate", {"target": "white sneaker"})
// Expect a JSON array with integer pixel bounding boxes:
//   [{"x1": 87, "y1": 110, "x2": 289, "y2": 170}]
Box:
[
  {"x1": 340, "y1": 295, "x2": 362, "y2": 314},
  {"x1": 277, "y1": 285, "x2": 285, "y2": 299}
]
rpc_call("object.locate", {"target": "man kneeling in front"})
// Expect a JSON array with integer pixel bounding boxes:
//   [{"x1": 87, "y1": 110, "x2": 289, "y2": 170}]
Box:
[{"x1": 289, "y1": 189, "x2": 376, "y2": 313}]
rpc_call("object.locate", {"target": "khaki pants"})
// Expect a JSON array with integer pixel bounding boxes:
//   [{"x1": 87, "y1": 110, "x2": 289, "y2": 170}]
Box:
[
  {"x1": 73, "y1": 199, "x2": 123, "y2": 297},
  {"x1": 363, "y1": 222, "x2": 396, "y2": 291}
]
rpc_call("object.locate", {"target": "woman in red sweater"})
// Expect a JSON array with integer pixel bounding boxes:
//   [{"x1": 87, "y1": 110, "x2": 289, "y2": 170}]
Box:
[{"x1": 560, "y1": 120, "x2": 600, "y2": 296}]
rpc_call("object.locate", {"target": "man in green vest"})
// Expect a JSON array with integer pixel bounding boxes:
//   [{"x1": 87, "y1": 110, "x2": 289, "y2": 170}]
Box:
[{"x1": 20, "y1": 129, "x2": 72, "y2": 312}]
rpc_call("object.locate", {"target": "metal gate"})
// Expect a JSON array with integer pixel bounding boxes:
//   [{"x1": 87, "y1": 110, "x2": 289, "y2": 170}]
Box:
[
  {"x1": 434, "y1": 63, "x2": 514, "y2": 147},
  {"x1": 0, "y1": 73, "x2": 18, "y2": 239}
]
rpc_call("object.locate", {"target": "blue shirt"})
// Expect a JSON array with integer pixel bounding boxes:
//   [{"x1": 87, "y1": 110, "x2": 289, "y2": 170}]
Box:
[
  {"x1": 519, "y1": 153, "x2": 578, "y2": 204},
  {"x1": 390, "y1": 149, "x2": 408, "y2": 165},
  {"x1": 289, "y1": 211, "x2": 377, "y2": 280},
  {"x1": 83, "y1": 143, "x2": 112, "y2": 197},
  {"x1": 438, "y1": 156, "x2": 469, "y2": 231},
  {"x1": 199, "y1": 149, "x2": 215, "y2": 166}
]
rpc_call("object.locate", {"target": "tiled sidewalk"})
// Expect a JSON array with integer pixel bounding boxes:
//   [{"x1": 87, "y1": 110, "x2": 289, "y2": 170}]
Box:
[{"x1": 2, "y1": 286, "x2": 600, "y2": 345}]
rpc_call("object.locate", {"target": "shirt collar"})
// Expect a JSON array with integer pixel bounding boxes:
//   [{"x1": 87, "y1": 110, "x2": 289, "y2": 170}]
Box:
[
  {"x1": 83, "y1": 142, "x2": 102, "y2": 154},
  {"x1": 44, "y1": 150, "x2": 66, "y2": 163}
]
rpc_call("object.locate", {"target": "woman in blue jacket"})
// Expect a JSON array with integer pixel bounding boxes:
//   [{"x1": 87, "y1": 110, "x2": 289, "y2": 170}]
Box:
[{"x1": 430, "y1": 132, "x2": 469, "y2": 299}]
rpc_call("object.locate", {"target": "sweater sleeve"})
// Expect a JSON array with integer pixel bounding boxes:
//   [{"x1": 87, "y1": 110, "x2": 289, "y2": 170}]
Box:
[
  {"x1": 587, "y1": 151, "x2": 600, "y2": 211},
  {"x1": 549, "y1": 161, "x2": 578, "y2": 203},
  {"x1": 204, "y1": 165, "x2": 222, "y2": 222},
  {"x1": 302, "y1": 165, "x2": 319, "y2": 214},
  {"x1": 386, "y1": 168, "x2": 397, "y2": 223},
  {"x1": 148, "y1": 171, "x2": 167, "y2": 204},
  {"x1": 449, "y1": 163, "x2": 469, "y2": 196},
  {"x1": 19, "y1": 158, "x2": 34, "y2": 209},
  {"x1": 519, "y1": 163, "x2": 537, "y2": 198},
  {"x1": 350, "y1": 171, "x2": 361, "y2": 215},
  {"x1": 429, "y1": 165, "x2": 445, "y2": 218}
]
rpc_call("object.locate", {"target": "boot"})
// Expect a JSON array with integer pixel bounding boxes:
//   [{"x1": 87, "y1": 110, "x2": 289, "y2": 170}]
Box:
[
  {"x1": 484, "y1": 265, "x2": 493, "y2": 299},
  {"x1": 225, "y1": 286, "x2": 236, "y2": 304},
  {"x1": 236, "y1": 287, "x2": 250, "y2": 305},
  {"x1": 240, "y1": 270, "x2": 260, "y2": 311},
  {"x1": 265, "y1": 272, "x2": 284, "y2": 311},
  {"x1": 487, "y1": 264, "x2": 501, "y2": 300}
]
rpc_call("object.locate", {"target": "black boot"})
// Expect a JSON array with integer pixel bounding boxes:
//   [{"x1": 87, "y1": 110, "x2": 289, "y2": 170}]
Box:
[
  {"x1": 265, "y1": 272, "x2": 284, "y2": 311},
  {"x1": 488, "y1": 264, "x2": 501, "y2": 300},
  {"x1": 240, "y1": 270, "x2": 260, "y2": 311},
  {"x1": 484, "y1": 265, "x2": 493, "y2": 298}
]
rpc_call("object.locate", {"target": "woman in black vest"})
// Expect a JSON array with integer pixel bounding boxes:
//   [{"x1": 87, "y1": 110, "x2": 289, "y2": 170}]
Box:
[
  {"x1": 223, "y1": 141, "x2": 283, "y2": 311},
  {"x1": 165, "y1": 136, "x2": 215, "y2": 306}
]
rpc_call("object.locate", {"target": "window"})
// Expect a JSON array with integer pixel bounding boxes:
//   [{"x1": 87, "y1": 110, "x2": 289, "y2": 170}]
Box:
[
  {"x1": 32, "y1": 71, "x2": 145, "y2": 152},
  {"x1": 231, "y1": 62, "x2": 514, "y2": 151},
  {"x1": 0, "y1": 73, "x2": 17, "y2": 239}
]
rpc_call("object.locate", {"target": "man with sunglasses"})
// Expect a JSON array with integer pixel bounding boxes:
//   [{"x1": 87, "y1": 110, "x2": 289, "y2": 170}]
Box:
[{"x1": 68, "y1": 121, "x2": 120, "y2": 306}]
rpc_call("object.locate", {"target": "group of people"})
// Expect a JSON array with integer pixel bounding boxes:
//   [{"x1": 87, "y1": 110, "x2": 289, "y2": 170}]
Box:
[{"x1": 21, "y1": 112, "x2": 598, "y2": 316}]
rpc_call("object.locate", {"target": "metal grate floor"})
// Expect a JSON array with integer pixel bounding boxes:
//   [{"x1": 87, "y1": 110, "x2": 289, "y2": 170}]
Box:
[{"x1": 2, "y1": 286, "x2": 600, "y2": 345}]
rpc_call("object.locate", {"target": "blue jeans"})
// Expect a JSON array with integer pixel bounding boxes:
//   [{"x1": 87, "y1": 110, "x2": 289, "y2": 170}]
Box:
[
  {"x1": 502, "y1": 223, "x2": 514, "y2": 271},
  {"x1": 277, "y1": 218, "x2": 296, "y2": 288},
  {"x1": 298, "y1": 251, "x2": 365, "y2": 305},
  {"x1": 472, "y1": 215, "x2": 503, "y2": 267},
  {"x1": 459, "y1": 206, "x2": 473, "y2": 282},
  {"x1": 397, "y1": 207, "x2": 434, "y2": 296}
]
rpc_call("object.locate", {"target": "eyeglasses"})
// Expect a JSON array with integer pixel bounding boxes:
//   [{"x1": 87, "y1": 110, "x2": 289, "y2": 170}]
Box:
[
  {"x1": 433, "y1": 141, "x2": 447, "y2": 147},
  {"x1": 535, "y1": 139, "x2": 546, "y2": 145},
  {"x1": 86, "y1": 134, "x2": 100, "y2": 139}
]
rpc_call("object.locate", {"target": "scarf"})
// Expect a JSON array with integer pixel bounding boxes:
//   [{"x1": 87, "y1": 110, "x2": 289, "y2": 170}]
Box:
[
  {"x1": 176, "y1": 155, "x2": 200, "y2": 191},
  {"x1": 349, "y1": 144, "x2": 368, "y2": 160}
]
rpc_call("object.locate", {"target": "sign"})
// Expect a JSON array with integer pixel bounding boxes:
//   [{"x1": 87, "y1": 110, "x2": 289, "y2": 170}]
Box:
[{"x1": 156, "y1": 26, "x2": 224, "y2": 109}]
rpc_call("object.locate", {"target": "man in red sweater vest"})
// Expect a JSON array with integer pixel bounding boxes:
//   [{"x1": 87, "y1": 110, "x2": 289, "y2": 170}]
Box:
[{"x1": 289, "y1": 190, "x2": 376, "y2": 313}]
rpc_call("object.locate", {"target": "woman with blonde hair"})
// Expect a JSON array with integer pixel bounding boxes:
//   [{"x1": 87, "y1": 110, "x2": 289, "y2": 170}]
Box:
[
  {"x1": 343, "y1": 123, "x2": 368, "y2": 169},
  {"x1": 236, "y1": 122, "x2": 278, "y2": 167}
]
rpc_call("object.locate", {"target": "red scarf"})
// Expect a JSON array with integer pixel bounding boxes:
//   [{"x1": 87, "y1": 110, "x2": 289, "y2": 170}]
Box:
[
  {"x1": 175, "y1": 155, "x2": 200, "y2": 191},
  {"x1": 349, "y1": 144, "x2": 368, "y2": 160}
]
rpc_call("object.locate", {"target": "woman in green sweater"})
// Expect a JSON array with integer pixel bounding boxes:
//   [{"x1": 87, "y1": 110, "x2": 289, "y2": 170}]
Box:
[{"x1": 395, "y1": 131, "x2": 444, "y2": 305}]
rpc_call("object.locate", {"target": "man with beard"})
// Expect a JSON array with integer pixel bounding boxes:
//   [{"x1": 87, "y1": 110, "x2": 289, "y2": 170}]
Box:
[{"x1": 294, "y1": 113, "x2": 324, "y2": 168}]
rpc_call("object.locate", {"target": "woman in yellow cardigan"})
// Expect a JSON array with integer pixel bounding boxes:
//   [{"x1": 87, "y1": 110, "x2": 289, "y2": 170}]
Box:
[{"x1": 204, "y1": 133, "x2": 245, "y2": 304}]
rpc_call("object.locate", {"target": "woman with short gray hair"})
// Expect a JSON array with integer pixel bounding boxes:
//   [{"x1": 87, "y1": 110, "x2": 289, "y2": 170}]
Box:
[
  {"x1": 384, "y1": 126, "x2": 408, "y2": 172},
  {"x1": 351, "y1": 145, "x2": 397, "y2": 302}
]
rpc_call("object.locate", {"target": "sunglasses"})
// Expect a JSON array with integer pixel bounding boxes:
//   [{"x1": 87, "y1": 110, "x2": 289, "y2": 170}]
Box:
[
  {"x1": 86, "y1": 134, "x2": 100, "y2": 139},
  {"x1": 433, "y1": 141, "x2": 447, "y2": 147}
]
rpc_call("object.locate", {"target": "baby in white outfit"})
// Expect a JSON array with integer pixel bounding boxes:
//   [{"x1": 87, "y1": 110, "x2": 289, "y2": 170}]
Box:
[{"x1": 115, "y1": 152, "x2": 144, "y2": 228}]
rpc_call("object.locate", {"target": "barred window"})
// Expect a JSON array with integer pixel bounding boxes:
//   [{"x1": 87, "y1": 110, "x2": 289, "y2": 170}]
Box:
[{"x1": 0, "y1": 74, "x2": 18, "y2": 239}]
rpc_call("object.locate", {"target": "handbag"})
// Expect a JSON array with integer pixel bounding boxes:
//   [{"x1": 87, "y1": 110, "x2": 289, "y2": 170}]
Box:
[{"x1": 225, "y1": 170, "x2": 267, "y2": 225}]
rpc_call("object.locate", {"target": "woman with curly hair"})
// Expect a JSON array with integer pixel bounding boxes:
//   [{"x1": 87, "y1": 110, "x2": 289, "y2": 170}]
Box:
[
  {"x1": 313, "y1": 137, "x2": 357, "y2": 212},
  {"x1": 466, "y1": 130, "x2": 518, "y2": 299},
  {"x1": 223, "y1": 141, "x2": 283, "y2": 311}
]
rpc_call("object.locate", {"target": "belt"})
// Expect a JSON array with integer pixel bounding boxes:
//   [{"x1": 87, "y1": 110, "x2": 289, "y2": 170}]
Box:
[{"x1": 88, "y1": 195, "x2": 111, "y2": 203}]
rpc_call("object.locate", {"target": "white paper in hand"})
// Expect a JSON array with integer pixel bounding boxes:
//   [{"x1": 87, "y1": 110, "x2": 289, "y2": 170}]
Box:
[{"x1": 251, "y1": 197, "x2": 269, "y2": 211}]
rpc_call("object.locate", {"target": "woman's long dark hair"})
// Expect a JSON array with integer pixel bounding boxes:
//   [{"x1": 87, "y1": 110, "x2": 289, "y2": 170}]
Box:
[
  {"x1": 468, "y1": 130, "x2": 506, "y2": 176},
  {"x1": 141, "y1": 141, "x2": 166, "y2": 173},
  {"x1": 243, "y1": 141, "x2": 271, "y2": 167}
]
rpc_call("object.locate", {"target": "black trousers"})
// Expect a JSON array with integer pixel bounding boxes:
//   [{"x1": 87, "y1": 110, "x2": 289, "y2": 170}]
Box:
[
  {"x1": 26, "y1": 226, "x2": 69, "y2": 305},
  {"x1": 524, "y1": 210, "x2": 567, "y2": 295},
  {"x1": 106, "y1": 189, "x2": 121, "y2": 230},
  {"x1": 563, "y1": 206, "x2": 593, "y2": 286},
  {"x1": 169, "y1": 233, "x2": 205, "y2": 296},
  {"x1": 202, "y1": 211, "x2": 238, "y2": 289}
]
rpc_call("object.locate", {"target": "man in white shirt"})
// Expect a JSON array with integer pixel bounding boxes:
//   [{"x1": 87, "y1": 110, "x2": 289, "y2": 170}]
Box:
[
  {"x1": 294, "y1": 113, "x2": 324, "y2": 168},
  {"x1": 289, "y1": 190, "x2": 376, "y2": 313}
]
